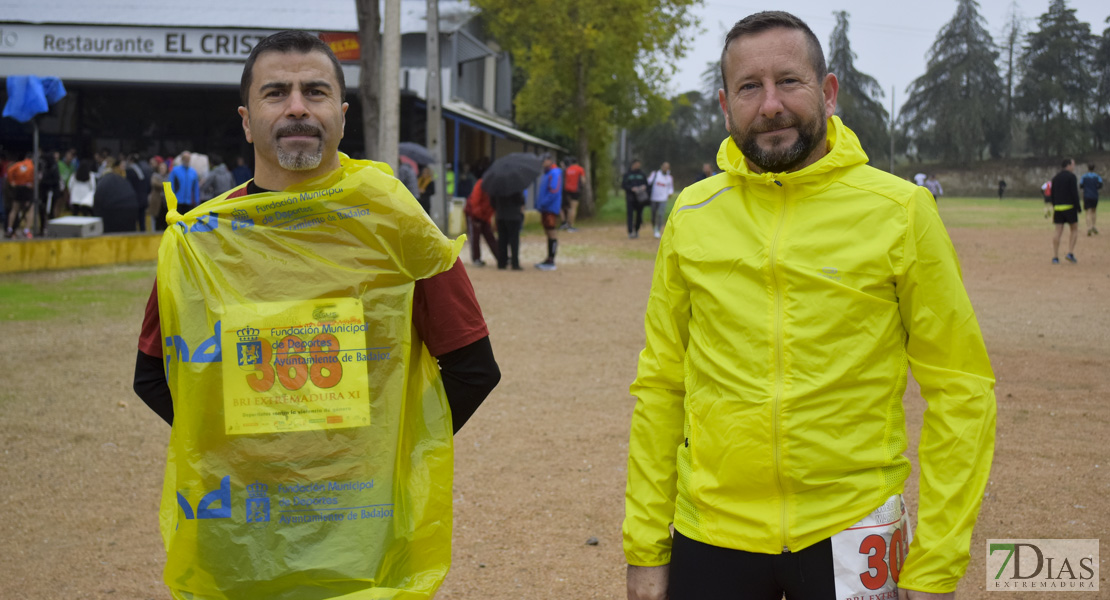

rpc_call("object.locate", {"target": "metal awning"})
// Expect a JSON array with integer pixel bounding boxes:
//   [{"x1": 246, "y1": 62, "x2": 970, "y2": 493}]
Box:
[{"x1": 438, "y1": 100, "x2": 566, "y2": 152}]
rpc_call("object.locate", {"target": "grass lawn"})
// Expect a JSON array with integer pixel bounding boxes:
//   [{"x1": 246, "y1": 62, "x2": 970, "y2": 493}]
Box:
[
  {"x1": 590, "y1": 191, "x2": 1047, "y2": 231},
  {"x1": 0, "y1": 264, "x2": 156, "y2": 321}
]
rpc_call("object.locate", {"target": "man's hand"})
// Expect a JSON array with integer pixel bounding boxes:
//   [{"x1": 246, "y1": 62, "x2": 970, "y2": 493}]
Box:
[
  {"x1": 898, "y1": 589, "x2": 955, "y2": 600},
  {"x1": 627, "y1": 564, "x2": 669, "y2": 600}
]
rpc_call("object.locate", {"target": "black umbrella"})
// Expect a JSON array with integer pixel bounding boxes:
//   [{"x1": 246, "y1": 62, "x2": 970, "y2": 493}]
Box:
[
  {"x1": 399, "y1": 141, "x2": 436, "y2": 166},
  {"x1": 481, "y1": 153, "x2": 544, "y2": 197}
]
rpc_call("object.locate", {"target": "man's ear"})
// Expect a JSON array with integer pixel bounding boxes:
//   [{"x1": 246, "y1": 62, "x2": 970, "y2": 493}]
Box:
[
  {"x1": 340, "y1": 102, "x2": 349, "y2": 140},
  {"x1": 238, "y1": 106, "x2": 253, "y2": 144},
  {"x1": 822, "y1": 73, "x2": 839, "y2": 119},
  {"x1": 718, "y1": 89, "x2": 731, "y2": 131}
]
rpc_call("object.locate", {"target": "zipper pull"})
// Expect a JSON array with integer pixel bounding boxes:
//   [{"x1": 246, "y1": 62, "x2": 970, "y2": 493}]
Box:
[
  {"x1": 782, "y1": 546, "x2": 791, "y2": 553},
  {"x1": 774, "y1": 179, "x2": 783, "y2": 187},
  {"x1": 684, "y1": 438, "x2": 689, "y2": 448}
]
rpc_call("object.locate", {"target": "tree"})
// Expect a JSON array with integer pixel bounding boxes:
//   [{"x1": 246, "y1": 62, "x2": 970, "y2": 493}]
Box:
[
  {"x1": 1093, "y1": 16, "x2": 1110, "y2": 150},
  {"x1": 899, "y1": 0, "x2": 1005, "y2": 162},
  {"x1": 1015, "y1": 0, "x2": 1096, "y2": 156},
  {"x1": 628, "y1": 90, "x2": 717, "y2": 181},
  {"x1": 827, "y1": 11, "x2": 890, "y2": 166},
  {"x1": 355, "y1": 0, "x2": 381, "y2": 159},
  {"x1": 471, "y1": 0, "x2": 700, "y2": 215},
  {"x1": 997, "y1": 2, "x2": 1024, "y2": 156}
]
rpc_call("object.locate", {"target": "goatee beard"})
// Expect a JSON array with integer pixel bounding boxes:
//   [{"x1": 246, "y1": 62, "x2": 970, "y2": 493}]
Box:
[
  {"x1": 275, "y1": 123, "x2": 325, "y2": 171},
  {"x1": 734, "y1": 114, "x2": 825, "y2": 173},
  {"x1": 277, "y1": 144, "x2": 324, "y2": 171}
]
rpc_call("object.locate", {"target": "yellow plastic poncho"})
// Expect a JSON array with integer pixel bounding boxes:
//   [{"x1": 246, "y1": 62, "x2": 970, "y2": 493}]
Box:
[{"x1": 156, "y1": 155, "x2": 464, "y2": 599}]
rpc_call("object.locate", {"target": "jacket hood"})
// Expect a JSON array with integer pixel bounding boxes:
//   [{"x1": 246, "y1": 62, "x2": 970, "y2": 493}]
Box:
[{"x1": 715, "y1": 116, "x2": 869, "y2": 188}]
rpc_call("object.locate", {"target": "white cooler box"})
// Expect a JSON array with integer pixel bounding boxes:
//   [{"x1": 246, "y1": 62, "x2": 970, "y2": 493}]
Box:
[{"x1": 47, "y1": 216, "x2": 104, "y2": 238}]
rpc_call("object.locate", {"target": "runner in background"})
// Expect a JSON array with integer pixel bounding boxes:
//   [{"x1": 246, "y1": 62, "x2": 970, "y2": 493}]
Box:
[
  {"x1": 1048, "y1": 158, "x2": 1080, "y2": 264},
  {"x1": 1079, "y1": 163, "x2": 1102, "y2": 236}
]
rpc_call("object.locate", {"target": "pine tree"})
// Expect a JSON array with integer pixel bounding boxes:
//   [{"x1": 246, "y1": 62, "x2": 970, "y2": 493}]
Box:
[
  {"x1": 899, "y1": 0, "x2": 1005, "y2": 162},
  {"x1": 827, "y1": 11, "x2": 890, "y2": 165},
  {"x1": 1093, "y1": 17, "x2": 1110, "y2": 150},
  {"x1": 997, "y1": 2, "x2": 1024, "y2": 156},
  {"x1": 1015, "y1": 0, "x2": 1097, "y2": 156}
]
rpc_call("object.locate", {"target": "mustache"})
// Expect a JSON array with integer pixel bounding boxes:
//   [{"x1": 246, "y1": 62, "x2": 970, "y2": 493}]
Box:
[
  {"x1": 276, "y1": 124, "x2": 322, "y2": 138},
  {"x1": 751, "y1": 116, "x2": 798, "y2": 134}
]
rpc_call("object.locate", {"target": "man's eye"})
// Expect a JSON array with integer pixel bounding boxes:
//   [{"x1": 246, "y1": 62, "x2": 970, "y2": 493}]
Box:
[{"x1": 739, "y1": 83, "x2": 758, "y2": 92}]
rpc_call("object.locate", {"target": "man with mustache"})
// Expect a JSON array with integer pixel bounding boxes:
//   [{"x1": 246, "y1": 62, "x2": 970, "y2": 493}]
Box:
[
  {"x1": 132, "y1": 30, "x2": 500, "y2": 599},
  {"x1": 624, "y1": 11, "x2": 995, "y2": 600}
]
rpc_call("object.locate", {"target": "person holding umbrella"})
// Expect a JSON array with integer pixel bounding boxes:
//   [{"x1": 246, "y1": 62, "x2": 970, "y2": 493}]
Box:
[{"x1": 480, "y1": 152, "x2": 545, "y2": 271}]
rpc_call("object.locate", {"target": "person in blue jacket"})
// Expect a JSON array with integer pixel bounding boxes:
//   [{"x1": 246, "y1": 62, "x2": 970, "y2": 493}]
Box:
[
  {"x1": 535, "y1": 153, "x2": 562, "y2": 271},
  {"x1": 1080, "y1": 163, "x2": 1102, "y2": 236},
  {"x1": 169, "y1": 151, "x2": 201, "y2": 213}
]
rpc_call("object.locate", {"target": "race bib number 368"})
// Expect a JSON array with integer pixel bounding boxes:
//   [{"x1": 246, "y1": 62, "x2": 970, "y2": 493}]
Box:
[
  {"x1": 831, "y1": 494, "x2": 913, "y2": 600},
  {"x1": 221, "y1": 298, "x2": 371, "y2": 435}
]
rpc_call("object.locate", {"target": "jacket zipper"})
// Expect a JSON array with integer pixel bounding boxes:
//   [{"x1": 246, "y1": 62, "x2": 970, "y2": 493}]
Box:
[{"x1": 768, "y1": 178, "x2": 789, "y2": 553}]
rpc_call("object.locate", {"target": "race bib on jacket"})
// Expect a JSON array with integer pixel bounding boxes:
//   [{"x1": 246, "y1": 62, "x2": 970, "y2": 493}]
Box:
[{"x1": 832, "y1": 494, "x2": 913, "y2": 600}]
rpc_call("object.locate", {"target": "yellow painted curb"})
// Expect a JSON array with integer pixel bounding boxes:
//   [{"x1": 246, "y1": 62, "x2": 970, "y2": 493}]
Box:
[{"x1": 0, "y1": 233, "x2": 163, "y2": 274}]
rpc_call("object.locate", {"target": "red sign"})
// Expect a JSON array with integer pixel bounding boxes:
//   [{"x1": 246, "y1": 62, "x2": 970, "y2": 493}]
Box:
[{"x1": 319, "y1": 32, "x2": 360, "y2": 61}]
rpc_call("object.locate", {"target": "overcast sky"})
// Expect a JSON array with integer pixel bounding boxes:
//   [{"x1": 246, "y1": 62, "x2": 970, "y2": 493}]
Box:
[{"x1": 669, "y1": 0, "x2": 1109, "y2": 114}]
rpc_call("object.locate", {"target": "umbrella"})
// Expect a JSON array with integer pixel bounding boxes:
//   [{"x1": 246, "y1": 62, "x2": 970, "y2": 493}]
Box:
[
  {"x1": 481, "y1": 153, "x2": 544, "y2": 197},
  {"x1": 399, "y1": 141, "x2": 436, "y2": 166}
]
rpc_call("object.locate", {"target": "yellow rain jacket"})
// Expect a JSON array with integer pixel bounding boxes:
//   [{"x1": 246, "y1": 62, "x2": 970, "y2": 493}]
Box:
[
  {"x1": 623, "y1": 117, "x2": 996, "y2": 593},
  {"x1": 156, "y1": 155, "x2": 463, "y2": 599}
]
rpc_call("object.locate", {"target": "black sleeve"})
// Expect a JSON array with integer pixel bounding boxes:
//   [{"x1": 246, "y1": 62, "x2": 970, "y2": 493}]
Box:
[
  {"x1": 133, "y1": 350, "x2": 174, "y2": 425},
  {"x1": 436, "y1": 336, "x2": 500, "y2": 434}
]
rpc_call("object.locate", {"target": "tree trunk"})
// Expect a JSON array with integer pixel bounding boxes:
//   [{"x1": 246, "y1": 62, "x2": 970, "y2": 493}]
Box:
[
  {"x1": 574, "y1": 56, "x2": 594, "y2": 217},
  {"x1": 356, "y1": 0, "x2": 381, "y2": 159}
]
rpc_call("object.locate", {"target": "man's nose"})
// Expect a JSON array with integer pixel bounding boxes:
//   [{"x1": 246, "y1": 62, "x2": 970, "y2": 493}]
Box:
[
  {"x1": 759, "y1": 86, "x2": 785, "y2": 119},
  {"x1": 285, "y1": 91, "x2": 309, "y2": 117}
]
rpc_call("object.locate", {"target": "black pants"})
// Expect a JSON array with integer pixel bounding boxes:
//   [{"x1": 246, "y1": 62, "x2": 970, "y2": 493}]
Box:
[
  {"x1": 496, "y1": 218, "x2": 521, "y2": 268},
  {"x1": 626, "y1": 197, "x2": 645, "y2": 234},
  {"x1": 669, "y1": 531, "x2": 835, "y2": 600}
]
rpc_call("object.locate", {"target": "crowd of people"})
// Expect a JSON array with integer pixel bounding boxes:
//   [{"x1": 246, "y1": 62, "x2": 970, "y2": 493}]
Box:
[
  {"x1": 0, "y1": 148, "x2": 250, "y2": 238},
  {"x1": 462, "y1": 154, "x2": 589, "y2": 272}
]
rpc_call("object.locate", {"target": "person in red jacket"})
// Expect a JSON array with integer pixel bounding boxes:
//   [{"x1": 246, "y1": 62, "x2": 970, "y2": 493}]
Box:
[
  {"x1": 561, "y1": 156, "x2": 586, "y2": 232},
  {"x1": 5, "y1": 153, "x2": 35, "y2": 238},
  {"x1": 465, "y1": 177, "x2": 499, "y2": 266}
]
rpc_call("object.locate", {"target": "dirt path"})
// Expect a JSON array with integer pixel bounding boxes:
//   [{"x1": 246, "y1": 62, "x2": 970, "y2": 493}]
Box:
[{"x1": 0, "y1": 214, "x2": 1106, "y2": 599}]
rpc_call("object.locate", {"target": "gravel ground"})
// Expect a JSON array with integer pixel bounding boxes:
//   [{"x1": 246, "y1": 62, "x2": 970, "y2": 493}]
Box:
[{"x1": 1, "y1": 214, "x2": 1106, "y2": 599}]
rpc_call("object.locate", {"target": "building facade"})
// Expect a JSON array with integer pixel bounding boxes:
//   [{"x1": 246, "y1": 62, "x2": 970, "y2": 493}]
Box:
[{"x1": 0, "y1": 0, "x2": 562, "y2": 176}]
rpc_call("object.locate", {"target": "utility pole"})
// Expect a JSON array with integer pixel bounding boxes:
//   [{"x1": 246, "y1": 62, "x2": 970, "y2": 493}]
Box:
[
  {"x1": 379, "y1": 0, "x2": 401, "y2": 169},
  {"x1": 426, "y1": 0, "x2": 446, "y2": 230}
]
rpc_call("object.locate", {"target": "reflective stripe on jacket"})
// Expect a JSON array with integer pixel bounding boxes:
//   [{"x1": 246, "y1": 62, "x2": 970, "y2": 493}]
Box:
[{"x1": 623, "y1": 117, "x2": 996, "y2": 594}]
